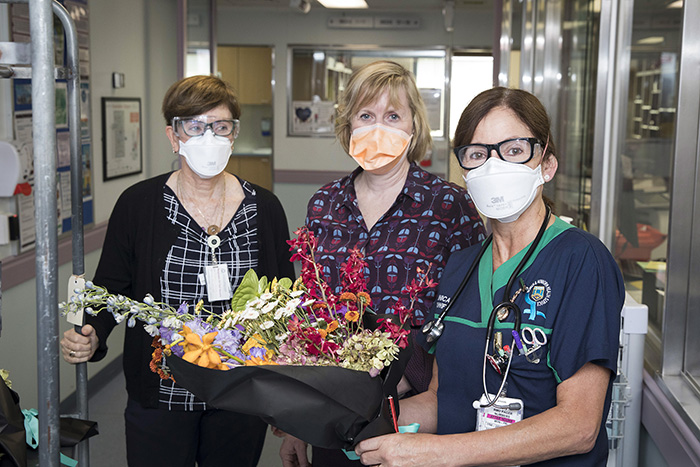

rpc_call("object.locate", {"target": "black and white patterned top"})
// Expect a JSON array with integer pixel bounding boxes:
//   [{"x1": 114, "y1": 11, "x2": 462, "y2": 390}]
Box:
[{"x1": 158, "y1": 179, "x2": 258, "y2": 411}]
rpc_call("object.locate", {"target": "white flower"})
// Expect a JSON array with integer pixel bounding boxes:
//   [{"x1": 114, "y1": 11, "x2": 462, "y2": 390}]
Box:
[
  {"x1": 114, "y1": 313, "x2": 126, "y2": 324},
  {"x1": 274, "y1": 308, "x2": 286, "y2": 320},
  {"x1": 241, "y1": 308, "x2": 260, "y2": 320},
  {"x1": 260, "y1": 320, "x2": 275, "y2": 330},
  {"x1": 144, "y1": 324, "x2": 160, "y2": 336},
  {"x1": 163, "y1": 316, "x2": 182, "y2": 329},
  {"x1": 247, "y1": 297, "x2": 264, "y2": 309},
  {"x1": 287, "y1": 298, "x2": 301, "y2": 309},
  {"x1": 290, "y1": 290, "x2": 305, "y2": 298},
  {"x1": 371, "y1": 357, "x2": 384, "y2": 370},
  {"x1": 261, "y1": 300, "x2": 279, "y2": 314},
  {"x1": 260, "y1": 292, "x2": 274, "y2": 301},
  {"x1": 275, "y1": 333, "x2": 289, "y2": 342},
  {"x1": 302, "y1": 299, "x2": 315, "y2": 307}
]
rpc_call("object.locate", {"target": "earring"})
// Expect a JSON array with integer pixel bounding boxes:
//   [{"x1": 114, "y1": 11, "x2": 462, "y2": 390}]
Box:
[{"x1": 544, "y1": 174, "x2": 550, "y2": 181}]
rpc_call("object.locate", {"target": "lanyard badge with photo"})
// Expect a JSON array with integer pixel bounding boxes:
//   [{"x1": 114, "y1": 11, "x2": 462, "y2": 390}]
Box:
[{"x1": 203, "y1": 233, "x2": 232, "y2": 302}]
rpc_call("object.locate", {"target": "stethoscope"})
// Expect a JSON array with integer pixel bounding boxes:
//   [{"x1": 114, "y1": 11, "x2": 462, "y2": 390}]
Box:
[{"x1": 422, "y1": 205, "x2": 552, "y2": 408}]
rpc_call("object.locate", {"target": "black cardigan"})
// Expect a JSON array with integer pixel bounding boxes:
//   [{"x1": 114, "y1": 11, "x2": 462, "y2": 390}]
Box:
[{"x1": 88, "y1": 172, "x2": 295, "y2": 408}]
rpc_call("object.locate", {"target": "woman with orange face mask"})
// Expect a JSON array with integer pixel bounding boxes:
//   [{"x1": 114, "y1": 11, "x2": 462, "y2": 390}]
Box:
[{"x1": 277, "y1": 61, "x2": 486, "y2": 467}]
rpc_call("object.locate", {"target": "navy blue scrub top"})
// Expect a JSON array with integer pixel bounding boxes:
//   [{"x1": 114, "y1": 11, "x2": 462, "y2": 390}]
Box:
[{"x1": 427, "y1": 217, "x2": 624, "y2": 467}]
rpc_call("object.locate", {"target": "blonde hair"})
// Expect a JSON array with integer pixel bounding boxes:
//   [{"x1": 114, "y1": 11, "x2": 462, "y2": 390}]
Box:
[{"x1": 335, "y1": 60, "x2": 432, "y2": 163}]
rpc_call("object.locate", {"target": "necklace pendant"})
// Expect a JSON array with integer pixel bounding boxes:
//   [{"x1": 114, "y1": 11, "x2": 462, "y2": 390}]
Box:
[{"x1": 206, "y1": 225, "x2": 220, "y2": 235}]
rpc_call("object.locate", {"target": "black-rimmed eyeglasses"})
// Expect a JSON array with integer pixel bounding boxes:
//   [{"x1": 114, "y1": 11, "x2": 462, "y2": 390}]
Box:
[
  {"x1": 172, "y1": 116, "x2": 240, "y2": 138},
  {"x1": 453, "y1": 137, "x2": 544, "y2": 170}
]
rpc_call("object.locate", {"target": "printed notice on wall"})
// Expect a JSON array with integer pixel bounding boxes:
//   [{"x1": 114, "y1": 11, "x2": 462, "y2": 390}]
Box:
[{"x1": 291, "y1": 100, "x2": 336, "y2": 135}]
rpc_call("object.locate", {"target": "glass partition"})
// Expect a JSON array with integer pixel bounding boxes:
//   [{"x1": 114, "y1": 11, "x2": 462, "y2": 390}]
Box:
[
  {"x1": 288, "y1": 47, "x2": 447, "y2": 137},
  {"x1": 612, "y1": 1, "x2": 682, "y2": 358}
]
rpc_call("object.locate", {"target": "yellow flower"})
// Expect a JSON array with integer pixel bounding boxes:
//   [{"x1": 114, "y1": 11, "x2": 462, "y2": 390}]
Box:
[
  {"x1": 194, "y1": 300, "x2": 204, "y2": 313},
  {"x1": 344, "y1": 310, "x2": 360, "y2": 322},
  {"x1": 242, "y1": 334, "x2": 268, "y2": 353}
]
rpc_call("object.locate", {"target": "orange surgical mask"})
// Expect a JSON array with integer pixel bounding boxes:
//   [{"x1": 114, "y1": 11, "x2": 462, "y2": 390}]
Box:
[{"x1": 348, "y1": 124, "x2": 412, "y2": 171}]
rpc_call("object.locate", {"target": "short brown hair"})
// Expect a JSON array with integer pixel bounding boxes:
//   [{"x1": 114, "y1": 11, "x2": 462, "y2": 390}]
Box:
[
  {"x1": 335, "y1": 60, "x2": 432, "y2": 163},
  {"x1": 453, "y1": 87, "x2": 556, "y2": 160},
  {"x1": 162, "y1": 75, "x2": 241, "y2": 125}
]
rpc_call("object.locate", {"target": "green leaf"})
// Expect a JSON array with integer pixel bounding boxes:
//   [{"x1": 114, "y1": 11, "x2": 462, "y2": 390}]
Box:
[
  {"x1": 230, "y1": 269, "x2": 261, "y2": 312},
  {"x1": 258, "y1": 276, "x2": 269, "y2": 294},
  {"x1": 278, "y1": 277, "x2": 293, "y2": 290}
]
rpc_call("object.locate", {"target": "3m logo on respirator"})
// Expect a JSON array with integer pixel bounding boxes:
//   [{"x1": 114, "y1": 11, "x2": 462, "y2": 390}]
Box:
[{"x1": 490, "y1": 196, "x2": 505, "y2": 204}]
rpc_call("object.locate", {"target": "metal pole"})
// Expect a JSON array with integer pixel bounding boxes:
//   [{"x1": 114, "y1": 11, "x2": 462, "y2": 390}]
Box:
[
  {"x1": 51, "y1": 3, "x2": 89, "y2": 465},
  {"x1": 620, "y1": 296, "x2": 648, "y2": 467},
  {"x1": 29, "y1": 0, "x2": 60, "y2": 464}
]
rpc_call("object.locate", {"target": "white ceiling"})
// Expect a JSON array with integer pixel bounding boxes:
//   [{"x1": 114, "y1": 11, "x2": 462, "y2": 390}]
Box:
[{"x1": 217, "y1": 0, "x2": 493, "y2": 12}]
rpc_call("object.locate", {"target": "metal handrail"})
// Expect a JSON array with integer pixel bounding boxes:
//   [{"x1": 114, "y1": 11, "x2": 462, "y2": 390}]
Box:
[{"x1": 0, "y1": 0, "x2": 87, "y2": 465}]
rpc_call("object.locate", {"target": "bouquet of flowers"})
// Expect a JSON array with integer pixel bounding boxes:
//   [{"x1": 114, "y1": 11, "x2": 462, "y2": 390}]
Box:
[{"x1": 60, "y1": 227, "x2": 434, "y2": 448}]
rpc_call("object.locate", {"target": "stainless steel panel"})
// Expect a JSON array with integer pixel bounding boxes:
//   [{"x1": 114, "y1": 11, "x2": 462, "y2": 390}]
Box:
[
  {"x1": 670, "y1": 0, "x2": 700, "y2": 377},
  {"x1": 590, "y1": 0, "x2": 618, "y2": 245},
  {"x1": 498, "y1": 0, "x2": 512, "y2": 87},
  {"x1": 520, "y1": 0, "x2": 535, "y2": 91}
]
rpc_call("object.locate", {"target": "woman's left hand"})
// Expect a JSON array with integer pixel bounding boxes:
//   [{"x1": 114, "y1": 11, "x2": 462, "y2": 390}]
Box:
[{"x1": 355, "y1": 433, "x2": 438, "y2": 467}]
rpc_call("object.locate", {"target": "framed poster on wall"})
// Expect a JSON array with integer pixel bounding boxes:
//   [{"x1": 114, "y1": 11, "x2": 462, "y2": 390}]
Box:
[{"x1": 101, "y1": 97, "x2": 142, "y2": 180}]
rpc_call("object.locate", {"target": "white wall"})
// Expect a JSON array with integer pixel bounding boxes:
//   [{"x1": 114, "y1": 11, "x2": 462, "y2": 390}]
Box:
[{"x1": 0, "y1": 0, "x2": 177, "y2": 408}]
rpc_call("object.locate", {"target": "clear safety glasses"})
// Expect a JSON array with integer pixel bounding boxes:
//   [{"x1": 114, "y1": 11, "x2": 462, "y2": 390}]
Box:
[{"x1": 172, "y1": 116, "x2": 240, "y2": 138}]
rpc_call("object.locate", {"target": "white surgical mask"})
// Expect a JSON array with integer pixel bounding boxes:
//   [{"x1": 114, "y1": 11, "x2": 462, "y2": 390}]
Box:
[
  {"x1": 178, "y1": 130, "x2": 232, "y2": 179},
  {"x1": 463, "y1": 157, "x2": 544, "y2": 223}
]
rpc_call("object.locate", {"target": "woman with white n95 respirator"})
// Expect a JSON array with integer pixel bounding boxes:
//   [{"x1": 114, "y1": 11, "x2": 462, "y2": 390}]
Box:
[
  {"x1": 355, "y1": 87, "x2": 625, "y2": 467},
  {"x1": 60, "y1": 75, "x2": 294, "y2": 467}
]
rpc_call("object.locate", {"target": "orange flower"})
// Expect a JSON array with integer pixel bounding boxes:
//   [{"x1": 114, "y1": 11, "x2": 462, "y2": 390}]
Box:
[
  {"x1": 179, "y1": 325, "x2": 228, "y2": 370},
  {"x1": 344, "y1": 310, "x2": 360, "y2": 322},
  {"x1": 312, "y1": 302, "x2": 328, "y2": 310},
  {"x1": 318, "y1": 320, "x2": 339, "y2": 338},
  {"x1": 244, "y1": 356, "x2": 279, "y2": 366},
  {"x1": 339, "y1": 292, "x2": 357, "y2": 302},
  {"x1": 357, "y1": 292, "x2": 371, "y2": 306}
]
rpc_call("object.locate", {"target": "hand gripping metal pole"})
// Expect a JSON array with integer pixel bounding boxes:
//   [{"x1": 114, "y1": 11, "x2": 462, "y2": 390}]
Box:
[{"x1": 52, "y1": 3, "x2": 90, "y2": 466}]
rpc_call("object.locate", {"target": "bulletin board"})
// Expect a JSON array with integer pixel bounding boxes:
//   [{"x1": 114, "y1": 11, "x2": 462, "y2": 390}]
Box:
[{"x1": 7, "y1": 0, "x2": 94, "y2": 254}]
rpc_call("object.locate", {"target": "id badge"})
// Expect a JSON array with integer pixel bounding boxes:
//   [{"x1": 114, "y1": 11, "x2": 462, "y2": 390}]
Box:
[
  {"x1": 474, "y1": 393, "x2": 524, "y2": 431},
  {"x1": 204, "y1": 264, "x2": 232, "y2": 302}
]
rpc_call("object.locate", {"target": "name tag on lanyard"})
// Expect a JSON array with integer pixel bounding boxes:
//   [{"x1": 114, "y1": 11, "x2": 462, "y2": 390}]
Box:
[{"x1": 204, "y1": 263, "x2": 232, "y2": 302}]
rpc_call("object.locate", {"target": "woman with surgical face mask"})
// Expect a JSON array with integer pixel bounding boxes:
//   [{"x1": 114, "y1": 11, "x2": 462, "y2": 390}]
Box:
[
  {"x1": 353, "y1": 88, "x2": 625, "y2": 467},
  {"x1": 60, "y1": 75, "x2": 294, "y2": 467},
  {"x1": 278, "y1": 61, "x2": 485, "y2": 467}
]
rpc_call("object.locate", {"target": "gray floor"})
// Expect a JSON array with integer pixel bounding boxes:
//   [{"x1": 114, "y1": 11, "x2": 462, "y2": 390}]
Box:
[{"x1": 86, "y1": 370, "x2": 286, "y2": 466}]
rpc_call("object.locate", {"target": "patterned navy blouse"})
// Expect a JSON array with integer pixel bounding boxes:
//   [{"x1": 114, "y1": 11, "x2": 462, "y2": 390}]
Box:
[{"x1": 306, "y1": 163, "x2": 485, "y2": 328}]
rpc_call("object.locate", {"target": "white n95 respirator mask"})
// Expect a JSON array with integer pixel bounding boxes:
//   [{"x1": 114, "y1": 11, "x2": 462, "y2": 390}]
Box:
[
  {"x1": 179, "y1": 130, "x2": 232, "y2": 179},
  {"x1": 463, "y1": 157, "x2": 545, "y2": 223}
]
